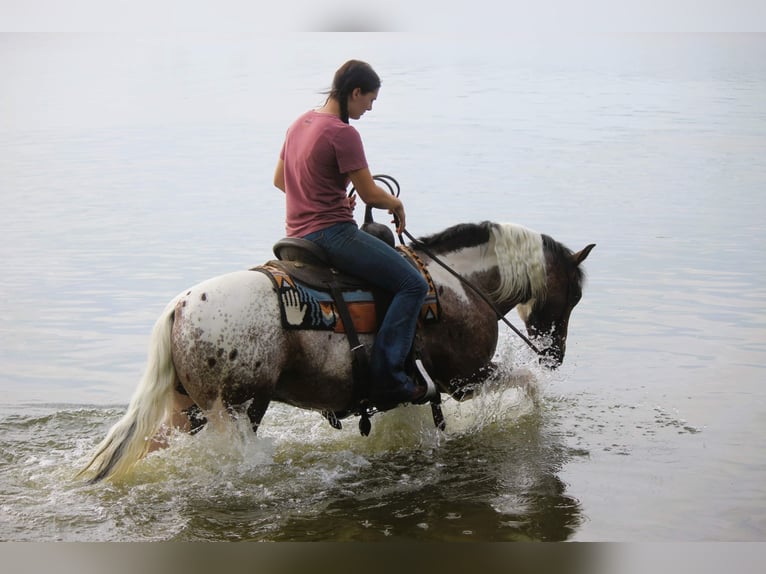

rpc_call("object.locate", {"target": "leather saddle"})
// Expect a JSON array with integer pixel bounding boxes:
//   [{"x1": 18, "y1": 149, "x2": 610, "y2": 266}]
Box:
[{"x1": 270, "y1": 237, "x2": 376, "y2": 292}]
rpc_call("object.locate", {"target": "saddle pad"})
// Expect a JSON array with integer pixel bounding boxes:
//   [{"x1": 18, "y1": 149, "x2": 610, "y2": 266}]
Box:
[{"x1": 254, "y1": 254, "x2": 440, "y2": 334}]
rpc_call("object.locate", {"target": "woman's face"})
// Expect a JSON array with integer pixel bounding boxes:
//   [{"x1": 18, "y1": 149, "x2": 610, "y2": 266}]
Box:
[{"x1": 347, "y1": 88, "x2": 379, "y2": 120}]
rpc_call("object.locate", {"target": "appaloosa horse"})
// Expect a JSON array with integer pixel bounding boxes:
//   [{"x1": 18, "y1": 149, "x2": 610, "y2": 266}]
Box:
[{"x1": 78, "y1": 220, "x2": 594, "y2": 483}]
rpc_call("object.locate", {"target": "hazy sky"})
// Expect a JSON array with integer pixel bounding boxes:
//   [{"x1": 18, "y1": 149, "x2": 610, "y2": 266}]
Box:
[{"x1": 0, "y1": 1, "x2": 764, "y2": 32}]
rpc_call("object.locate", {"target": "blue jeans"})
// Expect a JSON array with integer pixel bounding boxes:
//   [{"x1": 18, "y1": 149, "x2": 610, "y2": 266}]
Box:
[{"x1": 302, "y1": 222, "x2": 428, "y2": 390}]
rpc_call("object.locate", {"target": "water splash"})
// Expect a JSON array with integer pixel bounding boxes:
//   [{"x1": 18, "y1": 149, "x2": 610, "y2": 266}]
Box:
[{"x1": 0, "y1": 344, "x2": 549, "y2": 541}]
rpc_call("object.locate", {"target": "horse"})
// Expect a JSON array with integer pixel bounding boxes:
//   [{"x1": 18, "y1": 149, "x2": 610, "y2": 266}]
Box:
[{"x1": 77, "y1": 220, "x2": 594, "y2": 483}]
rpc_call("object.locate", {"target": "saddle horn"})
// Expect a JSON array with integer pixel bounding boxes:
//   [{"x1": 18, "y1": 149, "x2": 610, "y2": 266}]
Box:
[{"x1": 360, "y1": 204, "x2": 395, "y2": 248}]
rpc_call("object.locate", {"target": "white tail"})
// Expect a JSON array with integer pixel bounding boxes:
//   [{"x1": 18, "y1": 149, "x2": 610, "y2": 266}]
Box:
[{"x1": 77, "y1": 297, "x2": 180, "y2": 483}]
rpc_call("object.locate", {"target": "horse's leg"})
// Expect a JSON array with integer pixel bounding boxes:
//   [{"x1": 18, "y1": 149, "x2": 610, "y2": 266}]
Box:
[
  {"x1": 147, "y1": 386, "x2": 202, "y2": 452},
  {"x1": 246, "y1": 396, "x2": 271, "y2": 434},
  {"x1": 447, "y1": 362, "x2": 498, "y2": 401}
]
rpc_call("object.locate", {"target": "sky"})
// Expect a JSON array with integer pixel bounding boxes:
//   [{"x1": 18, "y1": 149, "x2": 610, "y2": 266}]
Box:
[{"x1": 0, "y1": 1, "x2": 764, "y2": 32}]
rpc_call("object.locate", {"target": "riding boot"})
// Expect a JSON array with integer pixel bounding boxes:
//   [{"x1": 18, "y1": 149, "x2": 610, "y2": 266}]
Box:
[{"x1": 369, "y1": 359, "x2": 439, "y2": 410}]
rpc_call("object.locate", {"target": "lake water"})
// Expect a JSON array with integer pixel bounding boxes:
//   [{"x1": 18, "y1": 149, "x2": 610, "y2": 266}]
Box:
[{"x1": 1, "y1": 33, "x2": 765, "y2": 543}]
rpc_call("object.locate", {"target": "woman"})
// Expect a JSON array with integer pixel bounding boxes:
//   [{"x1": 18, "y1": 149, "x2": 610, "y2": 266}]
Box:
[{"x1": 273, "y1": 59, "x2": 436, "y2": 409}]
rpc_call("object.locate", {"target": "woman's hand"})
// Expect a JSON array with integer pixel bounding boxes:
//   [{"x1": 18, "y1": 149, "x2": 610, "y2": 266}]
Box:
[
  {"x1": 389, "y1": 198, "x2": 405, "y2": 234},
  {"x1": 348, "y1": 167, "x2": 406, "y2": 233}
]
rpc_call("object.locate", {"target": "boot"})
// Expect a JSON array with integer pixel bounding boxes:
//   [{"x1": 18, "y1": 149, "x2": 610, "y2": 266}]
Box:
[{"x1": 369, "y1": 359, "x2": 439, "y2": 410}]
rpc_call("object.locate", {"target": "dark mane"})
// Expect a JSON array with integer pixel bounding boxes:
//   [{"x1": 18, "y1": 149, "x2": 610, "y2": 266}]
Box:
[
  {"x1": 542, "y1": 234, "x2": 586, "y2": 286},
  {"x1": 414, "y1": 221, "x2": 495, "y2": 254}
]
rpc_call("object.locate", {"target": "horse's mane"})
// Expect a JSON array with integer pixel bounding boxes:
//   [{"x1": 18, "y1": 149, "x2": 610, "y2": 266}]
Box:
[
  {"x1": 416, "y1": 221, "x2": 494, "y2": 254},
  {"x1": 491, "y1": 223, "x2": 547, "y2": 302},
  {"x1": 542, "y1": 233, "x2": 587, "y2": 287},
  {"x1": 416, "y1": 221, "x2": 548, "y2": 302}
]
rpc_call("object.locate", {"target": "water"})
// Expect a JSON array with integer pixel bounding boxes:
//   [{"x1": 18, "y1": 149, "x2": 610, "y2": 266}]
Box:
[{"x1": 1, "y1": 33, "x2": 765, "y2": 542}]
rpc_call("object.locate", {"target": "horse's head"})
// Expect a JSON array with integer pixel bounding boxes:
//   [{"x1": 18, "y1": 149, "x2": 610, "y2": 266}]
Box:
[
  {"x1": 416, "y1": 221, "x2": 594, "y2": 370},
  {"x1": 516, "y1": 239, "x2": 595, "y2": 368}
]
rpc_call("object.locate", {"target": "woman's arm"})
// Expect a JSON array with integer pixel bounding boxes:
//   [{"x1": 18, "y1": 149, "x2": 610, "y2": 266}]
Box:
[
  {"x1": 348, "y1": 167, "x2": 406, "y2": 233},
  {"x1": 273, "y1": 158, "x2": 286, "y2": 192}
]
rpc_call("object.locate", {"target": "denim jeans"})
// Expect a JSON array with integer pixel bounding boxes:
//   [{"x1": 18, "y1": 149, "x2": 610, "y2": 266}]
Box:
[{"x1": 302, "y1": 222, "x2": 428, "y2": 390}]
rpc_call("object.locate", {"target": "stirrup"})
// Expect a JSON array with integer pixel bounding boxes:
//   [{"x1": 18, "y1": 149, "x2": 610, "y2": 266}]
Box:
[
  {"x1": 413, "y1": 359, "x2": 440, "y2": 404},
  {"x1": 414, "y1": 359, "x2": 445, "y2": 431}
]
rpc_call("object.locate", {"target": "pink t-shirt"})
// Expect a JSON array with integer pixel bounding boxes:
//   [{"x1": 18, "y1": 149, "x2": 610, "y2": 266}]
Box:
[{"x1": 279, "y1": 110, "x2": 368, "y2": 237}]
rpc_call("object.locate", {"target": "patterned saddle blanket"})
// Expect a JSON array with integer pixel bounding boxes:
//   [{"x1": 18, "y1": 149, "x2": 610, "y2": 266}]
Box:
[{"x1": 252, "y1": 244, "x2": 440, "y2": 334}]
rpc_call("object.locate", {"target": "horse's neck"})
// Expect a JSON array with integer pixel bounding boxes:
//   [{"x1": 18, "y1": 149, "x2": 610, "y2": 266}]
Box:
[
  {"x1": 433, "y1": 244, "x2": 492, "y2": 274},
  {"x1": 423, "y1": 241, "x2": 539, "y2": 316},
  {"x1": 424, "y1": 245, "x2": 503, "y2": 301}
]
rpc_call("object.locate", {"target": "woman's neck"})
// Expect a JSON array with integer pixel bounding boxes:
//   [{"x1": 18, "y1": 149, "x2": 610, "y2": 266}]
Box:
[{"x1": 316, "y1": 98, "x2": 341, "y2": 118}]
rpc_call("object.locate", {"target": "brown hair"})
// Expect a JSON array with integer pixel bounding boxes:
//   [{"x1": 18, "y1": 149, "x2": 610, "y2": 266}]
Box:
[{"x1": 327, "y1": 60, "x2": 381, "y2": 124}]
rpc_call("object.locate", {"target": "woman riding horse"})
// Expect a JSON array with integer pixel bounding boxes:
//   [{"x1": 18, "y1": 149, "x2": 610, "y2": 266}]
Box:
[
  {"x1": 273, "y1": 59, "x2": 438, "y2": 410},
  {"x1": 77, "y1": 218, "x2": 594, "y2": 483}
]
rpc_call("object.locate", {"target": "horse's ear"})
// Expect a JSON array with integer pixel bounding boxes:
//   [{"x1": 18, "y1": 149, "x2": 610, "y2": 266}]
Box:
[{"x1": 573, "y1": 243, "x2": 596, "y2": 266}]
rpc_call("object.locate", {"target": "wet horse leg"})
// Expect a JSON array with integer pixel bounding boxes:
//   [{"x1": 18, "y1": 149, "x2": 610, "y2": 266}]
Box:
[
  {"x1": 448, "y1": 362, "x2": 499, "y2": 401},
  {"x1": 246, "y1": 395, "x2": 271, "y2": 434},
  {"x1": 147, "y1": 387, "x2": 201, "y2": 452}
]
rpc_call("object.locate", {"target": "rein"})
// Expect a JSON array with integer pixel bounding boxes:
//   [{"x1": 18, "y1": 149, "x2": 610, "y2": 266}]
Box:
[
  {"x1": 399, "y1": 227, "x2": 541, "y2": 356},
  {"x1": 353, "y1": 175, "x2": 542, "y2": 356}
]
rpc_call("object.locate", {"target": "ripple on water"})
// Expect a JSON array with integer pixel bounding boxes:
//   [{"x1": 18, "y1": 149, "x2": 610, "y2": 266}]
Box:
[{"x1": 1, "y1": 364, "x2": 564, "y2": 541}]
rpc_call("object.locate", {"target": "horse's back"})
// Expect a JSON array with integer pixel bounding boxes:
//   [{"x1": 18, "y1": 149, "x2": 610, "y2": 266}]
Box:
[{"x1": 173, "y1": 269, "x2": 280, "y2": 341}]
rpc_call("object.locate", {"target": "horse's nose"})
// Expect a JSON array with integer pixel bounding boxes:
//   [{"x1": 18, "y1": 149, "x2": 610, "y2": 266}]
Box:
[{"x1": 539, "y1": 346, "x2": 564, "y2": 369}]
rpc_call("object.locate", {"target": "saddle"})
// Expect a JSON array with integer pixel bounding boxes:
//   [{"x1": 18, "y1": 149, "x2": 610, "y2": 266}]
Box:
[
  {"x1": 251, "y1": 237, "x2": 444, "y2": 435},
  {"x1": 254, "y1": 238, "x2": 440, "y2": 334}
]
